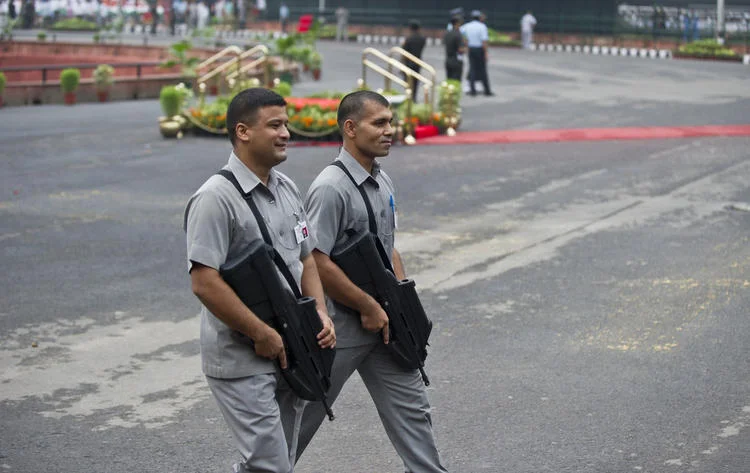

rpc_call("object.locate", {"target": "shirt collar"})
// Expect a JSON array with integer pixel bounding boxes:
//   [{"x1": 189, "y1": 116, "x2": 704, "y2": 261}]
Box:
[
  {"x1": 227, "y1": 151, "x2": 280, "y2": 194},
  {"x1": 337, "y1": 148, "x2": 381, "y2": 186}
]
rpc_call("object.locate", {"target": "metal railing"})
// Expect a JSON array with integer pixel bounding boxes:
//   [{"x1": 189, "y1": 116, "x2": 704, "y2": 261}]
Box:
[
  {"x1": 196, "y1": 45, "x2": 243, "y2": 90},
  {"x1": 387, "y1": 46, "x2": 436, "y2": 109},
  {"x1": 224, "y1": 45, "x2": 271, "y2": 85},
  {"x1": 360, "y1": 47, "x2": 436, "y2": 144},
  {"x1": 0, "y1": 61, "x2": 164, "y2": 85}
]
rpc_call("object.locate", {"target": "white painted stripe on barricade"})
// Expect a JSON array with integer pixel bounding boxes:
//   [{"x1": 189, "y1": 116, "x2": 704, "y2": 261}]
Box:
[
  {"x1": 583, "y1": 45, "x2": 590, "y2": 54},
  {"x1": 574, "y1": 45, "x2": 582, "y2": 53},
  {"x1": 745, "y1": 54, "x2": 750, "y2": 65},
  {"x1": 592, "y1": 46, "x2": 600, "y2": 54},
  {"x1": 564, "y1": 44, "x2": 573, "y2": 52}
]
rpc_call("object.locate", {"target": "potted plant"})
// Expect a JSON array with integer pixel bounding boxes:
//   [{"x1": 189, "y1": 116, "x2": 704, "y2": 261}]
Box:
[
  {"x1": 159, "y1": 85, "x2": 183, "y2": 138},
  {"x1": 93, "y1": 64, "x2": 115, "y2": 102},
  {"x1": 60, "y1": 68, "x2": 81, "y2": 105},
  {"x1": 0, "y1": 72, "x2": 6, "y2": 108},
  {"x1": 309, "y1": 51, "x2": 322, "y2": 81},
  {"x1": 37, "y1": 31, "x2": 47, "y2": 41}
]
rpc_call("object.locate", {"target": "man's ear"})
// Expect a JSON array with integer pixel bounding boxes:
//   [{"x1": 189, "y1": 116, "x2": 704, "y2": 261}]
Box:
[
  {"x1": 235, "y1": 122, "x2": 251, "y2": 143},
  {"x1": 343, "y1": 119, "x2": 357, "y2": 139}
]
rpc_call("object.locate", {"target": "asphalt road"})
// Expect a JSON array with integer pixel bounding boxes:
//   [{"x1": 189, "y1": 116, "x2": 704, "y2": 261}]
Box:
[{"x1": 1, "y1": 34, "x2": 749, "y2": 473}]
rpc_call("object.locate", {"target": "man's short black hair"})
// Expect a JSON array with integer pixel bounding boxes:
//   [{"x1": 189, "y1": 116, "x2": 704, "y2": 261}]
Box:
[
  {"x1": 409, "y1": 19, "x2": 421, "y2": 31},
  {"x1": 226, "y1": 88, "x2": 287, "y2": 145},
  {"x1": 337, "y1": 90, "x2": 390, "y2": 129},
  {"x1": 450, "y1": 15, "x2": 460, "y2": 26}
]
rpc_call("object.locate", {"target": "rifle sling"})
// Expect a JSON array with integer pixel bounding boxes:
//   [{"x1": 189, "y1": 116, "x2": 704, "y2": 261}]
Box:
[
  {"x1": 217, "y1": 169, "x2": 303, "y2": 300},
  {"x1": 329, "y1": 160, "x2": 394, "y2": 273}
]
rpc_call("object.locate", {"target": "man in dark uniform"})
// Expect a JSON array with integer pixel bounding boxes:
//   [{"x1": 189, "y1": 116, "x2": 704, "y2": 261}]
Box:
[
  {"x1": 400, "y1": 19, "x2": 427, "y2": 102},
  {"x1": 444, "y1": 15, "x2": 464, "y2": 81}
]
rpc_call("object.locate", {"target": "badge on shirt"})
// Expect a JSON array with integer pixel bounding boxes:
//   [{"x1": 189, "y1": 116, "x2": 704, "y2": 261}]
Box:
[{"x1": 294, "y1": 220, "x2": 309, "y2": 244}]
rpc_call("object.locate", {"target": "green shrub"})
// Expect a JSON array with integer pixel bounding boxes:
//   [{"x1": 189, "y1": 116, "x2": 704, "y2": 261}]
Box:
[
  {"x1": 51, "y1": 18, "x2": 99, "y2": 31},
  {"x1": 37, "y1": 31, "x2": 47, "y2": 41},
  {"x1": 488, "y1": 28, "x2": 521, "y2": 47},
  {"x1": 0, "y1": 72, "x2": 6, "y2": 95},
  {"x1": 60, "y1": 68, "x2": 81, "y2": 93},
  {"x1": 678, "y1": 39, "x2": 738, "y2": 58},
  {"x1": 273, "y1": 81, "x2": 292, "y2": 97},
  {"x1": 309, "y1": 51, "x2": 322, "y2": 70},
  {"x1": 160, "y1": 85, "x2": 182, "y2": 117}
]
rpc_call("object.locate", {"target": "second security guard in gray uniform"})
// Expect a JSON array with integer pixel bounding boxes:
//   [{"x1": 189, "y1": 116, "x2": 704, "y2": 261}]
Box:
[
  {"x1": 297, "y1": 90, "x2": 448, "y2": 471},
  {"x1": 185, "y1": 88, "x2": 335, "y2": 473}
]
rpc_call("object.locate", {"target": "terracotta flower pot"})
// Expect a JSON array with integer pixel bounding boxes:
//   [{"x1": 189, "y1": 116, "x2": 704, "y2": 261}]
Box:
[
  {"x1": 64, "y1": 92, "x2": 76, "y2": 105},
  {"x1": 97, "y1": 90, "x2": 109, "y2": 102},
  {"x1": 312, "y1": 69, "x2": 321, "y2": 81}
]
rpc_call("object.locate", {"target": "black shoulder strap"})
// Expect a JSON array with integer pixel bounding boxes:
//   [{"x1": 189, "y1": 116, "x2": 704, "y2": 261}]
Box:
[
  {"x1": 217, "y1": 169, "x2": 303, "y2": 299},
  {"x1": 330, "y1": 160, "x2": 378, "y2": 235},
  {"x1": 329, "y1": 160, "x2": 394, "y2": 273}
]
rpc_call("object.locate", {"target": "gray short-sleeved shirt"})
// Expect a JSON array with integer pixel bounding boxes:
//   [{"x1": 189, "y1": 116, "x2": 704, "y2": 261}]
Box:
[
  {"x1": 185, "y1": 152, "x2": 314, "y2": 379},
  {"x1": 304, "y1": 148, "x2": 397, "y2": 348}
]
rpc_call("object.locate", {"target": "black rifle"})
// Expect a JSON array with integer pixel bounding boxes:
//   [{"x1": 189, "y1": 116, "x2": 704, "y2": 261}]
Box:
[
  {"x1": 216, "y1": 170, "x2": 335, "y2": 421},
  {"x1": 328, "y1": 161, "x2": 432, "y2": 385}
]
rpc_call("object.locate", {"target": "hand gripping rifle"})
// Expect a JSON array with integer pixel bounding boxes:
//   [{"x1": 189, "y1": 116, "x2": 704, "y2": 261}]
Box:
[
  {"x1": 328, "y1": 161, "x2": 432, "y2": 385},
  {"x1": 216, "y1": 170, "x2": 335, "y2": 421}
]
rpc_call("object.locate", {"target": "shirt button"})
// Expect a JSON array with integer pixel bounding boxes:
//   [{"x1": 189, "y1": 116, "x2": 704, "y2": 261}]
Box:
[
  {"x1": 279, "y1": 229, "x2": 285, "y2": 236},
  {"x1": 380, "y1": 210, "x2": 385, "y2": 217}
]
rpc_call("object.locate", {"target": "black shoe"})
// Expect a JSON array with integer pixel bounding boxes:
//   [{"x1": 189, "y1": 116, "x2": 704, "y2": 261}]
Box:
[
  {"x1": 484, "y1": 92, "x2": 496, "y2": 97},
  {"x1": 468, "y1": 91, "x2": 477, "y2": 96}
]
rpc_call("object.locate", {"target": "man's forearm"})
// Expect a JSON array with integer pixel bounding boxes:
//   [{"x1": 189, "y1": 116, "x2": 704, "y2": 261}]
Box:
[{"x1": 301, "y1": 253, "x2": 327, "y2": 313}]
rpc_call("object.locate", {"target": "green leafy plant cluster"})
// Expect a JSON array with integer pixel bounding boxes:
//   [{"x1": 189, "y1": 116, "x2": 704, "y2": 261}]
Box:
[
  {"x1": 273, "y1": 81, "x2": 293, "y2": 98},
  {"x1": 60, "y1": 68, "x2": 81, "y2": 93},
  {"x1": 677, "y1": 39, "x2": 738, "y2": 59},
  {"x1": 51, "y1": 18, "x2": 99, "y2": 31},
  {"x1": 488, "y1": 28, "x2": 521, "y2": 47},
  {"x1": 0, "y1": 72, "x2": 6, "y2": 95},
  {"x1": 161, "y1": 40, "x2": 201, "y2": 78}
]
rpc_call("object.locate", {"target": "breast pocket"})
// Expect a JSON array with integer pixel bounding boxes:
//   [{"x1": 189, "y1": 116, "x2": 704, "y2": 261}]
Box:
[
  {"x1": 276, "y1": 214, "x2": 301, "y2": 251},
  {"x1": 378, "y1": 208, "x2": 395, "y2": 237}
]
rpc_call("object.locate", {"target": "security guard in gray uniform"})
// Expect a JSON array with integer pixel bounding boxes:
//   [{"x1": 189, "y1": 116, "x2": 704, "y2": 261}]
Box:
[
  {"x1": 297, "y1": 90, "x2": 448, "y2": 471},
  {"x1": 185, "y1": 88, "x2": 335, "y2": 473}
]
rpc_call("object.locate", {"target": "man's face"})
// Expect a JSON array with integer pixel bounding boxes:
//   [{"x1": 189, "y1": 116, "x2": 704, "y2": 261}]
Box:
[
  {"x1": 238, "y1": 105, "x2": 290, "y2": 168},
  {"x1": 349, "y1": 100, "x2": 393, "y2": 159}
]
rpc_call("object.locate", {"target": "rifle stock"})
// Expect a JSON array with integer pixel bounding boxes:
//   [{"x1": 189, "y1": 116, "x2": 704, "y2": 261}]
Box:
[
  {"x1": 220, "y1": 239, "x2": 335, "y2": 420},
  {"x1": 331, "y1": 232, "x2": 432, "y2": 385}
]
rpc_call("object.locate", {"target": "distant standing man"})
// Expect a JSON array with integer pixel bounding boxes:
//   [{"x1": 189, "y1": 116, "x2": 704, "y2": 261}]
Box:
[
  {"x1": 520, "y1": 10, "x2": 537, "y2": 49},
  {"x1": 297, "y1": 90, "x2": 449, "y2": 473},
  {"x1": 461, "y1": 10, "x2": 494, "y2": 97},
  {"x1": 335, "y1": 6, "x2": 348, "y2": 42},
  {"x1": 400, "y1": 19, "x2": 427, "y2": 102},
  {"x1": 279, "y1": 1, "x2": 289, "y2": 33},
  {"x1": 444, "y1": 15, "x2": 465, "y2": 81}
]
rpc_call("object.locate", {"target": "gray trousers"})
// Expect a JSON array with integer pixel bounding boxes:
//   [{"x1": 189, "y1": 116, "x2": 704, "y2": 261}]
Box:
[
  {"x1": 206, "y1": 373, "x2": 307, "y2": 473},
  {"x1": 290, "y1": 343, "x2": 448, "y2": 472}
]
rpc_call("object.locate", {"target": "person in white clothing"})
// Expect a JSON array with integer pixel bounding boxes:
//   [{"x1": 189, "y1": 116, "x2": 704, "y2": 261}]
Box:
[{"x1": 520, "y1": 10, "x2": 537, "y2": 49}]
